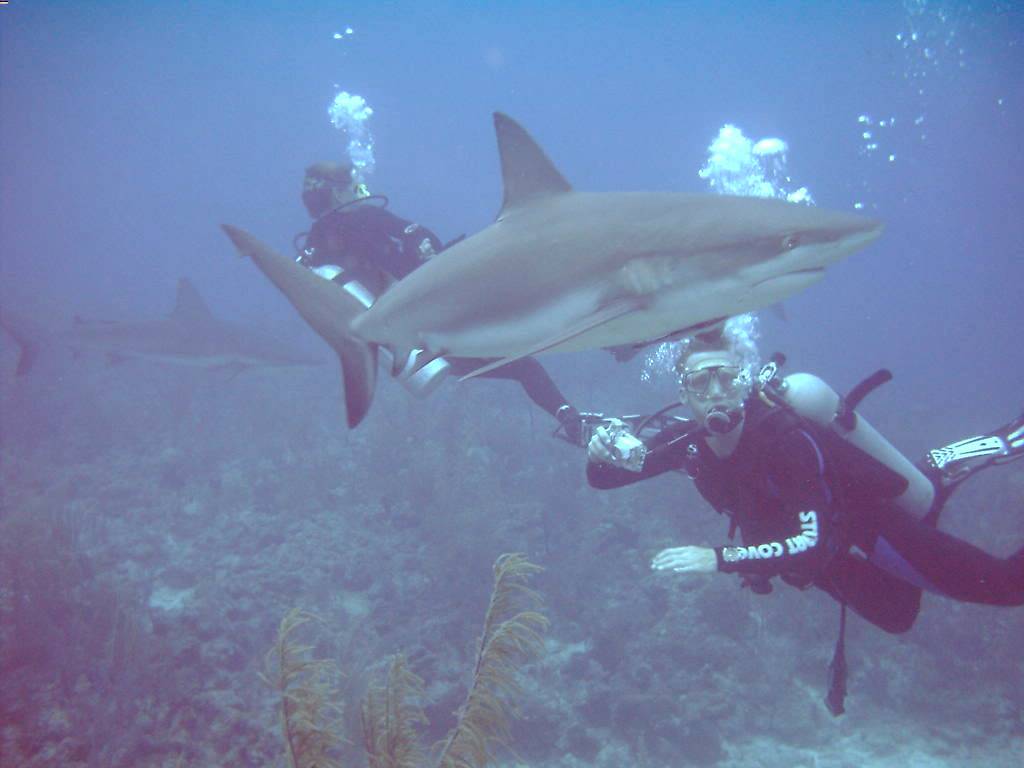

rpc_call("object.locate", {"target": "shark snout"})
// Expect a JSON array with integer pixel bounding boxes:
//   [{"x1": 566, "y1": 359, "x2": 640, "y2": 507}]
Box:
[{"x1": 835, "y1": 217, "x2": 884, "y2": 258}]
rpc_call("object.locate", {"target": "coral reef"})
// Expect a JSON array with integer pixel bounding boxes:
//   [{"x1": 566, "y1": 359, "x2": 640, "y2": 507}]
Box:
[
  {"x1": 1, "y1": 353, "x2": 1021, "y2": 768},
  {"x1": 262, "y1": 554, "x2": 547, "y2": 768}
]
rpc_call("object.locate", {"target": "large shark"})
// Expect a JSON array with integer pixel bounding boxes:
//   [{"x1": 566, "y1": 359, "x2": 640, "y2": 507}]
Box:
[
  {"x1": 0, "y1": 278, "x2": 323, "y2": 376},
  {"x1": 223, "y1": 112, "x2": 882, "y2": 427}
]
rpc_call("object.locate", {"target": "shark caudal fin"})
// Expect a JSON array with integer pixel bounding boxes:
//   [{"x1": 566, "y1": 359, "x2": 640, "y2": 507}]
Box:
[
  {"x1": 0, "y1": 310, "x2": 40, "y2": 376},
  {"x1": 336, "y1": 337, "x2": 378, "y2": 429},
  {"x1": 220, "y1": 224, "x2": 378, "y2": 428}
]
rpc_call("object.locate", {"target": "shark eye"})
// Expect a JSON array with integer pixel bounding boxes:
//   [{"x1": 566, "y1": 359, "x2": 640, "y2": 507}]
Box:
[{"x1": 782, "y1": 234, "x2": 801, "y2": 251}]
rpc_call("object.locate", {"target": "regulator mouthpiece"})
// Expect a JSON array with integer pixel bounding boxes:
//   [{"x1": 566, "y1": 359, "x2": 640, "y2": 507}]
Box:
[{"x1": 706, "y1": 405, "x2": 743, "y2": 435}]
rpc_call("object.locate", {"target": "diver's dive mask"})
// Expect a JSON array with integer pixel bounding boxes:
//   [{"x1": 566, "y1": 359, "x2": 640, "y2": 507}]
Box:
[
  {"x1": 302, "y1": 174, "x2": 365, "y2": 218},
  {"x1": 679, "y1": 359, "x2": 751, "y2": 435},
  {"x1": 681, "y1": 365, "x2": 747, "y2": 400}
]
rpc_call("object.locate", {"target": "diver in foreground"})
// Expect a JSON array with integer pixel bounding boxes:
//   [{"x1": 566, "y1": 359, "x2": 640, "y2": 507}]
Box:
[
  {"x1": 585, "y1": 326, "x2": 1023, "y2": 713},
  {"x1": 294, "y1": 161, "x2": 585, "y2": 441}
]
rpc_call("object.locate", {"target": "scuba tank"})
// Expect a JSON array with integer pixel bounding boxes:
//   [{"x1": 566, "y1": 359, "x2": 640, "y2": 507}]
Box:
[
  {"x1": 771, "y1": 371, "x2": 934, "y2": 517},
  {"x1": 311, "y1": 264, "x2": 451, "y2": 399},
  {"x1": 764, "y1": 367, "x2": 935, "y2": 719}
]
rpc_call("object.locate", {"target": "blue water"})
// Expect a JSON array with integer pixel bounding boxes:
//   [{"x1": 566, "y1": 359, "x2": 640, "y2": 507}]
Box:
[{"x1": 1, "y1": 3, "x2": 1022, "y2": 767}]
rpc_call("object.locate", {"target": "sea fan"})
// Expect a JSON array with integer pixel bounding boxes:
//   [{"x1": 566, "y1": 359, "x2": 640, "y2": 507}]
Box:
[
  {"x1": 259, "y1": 609, "x2": 345, "y2": 768},
  {"x1": 362, "y1": 654, "x2": 428, "y2": 768},
  {"x1": 434, "y1": 553, "x2": 549, "y2": 768}
]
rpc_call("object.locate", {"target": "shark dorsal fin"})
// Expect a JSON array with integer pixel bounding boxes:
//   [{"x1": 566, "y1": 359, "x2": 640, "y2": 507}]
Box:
[
  {"x1": 494, "y1": 112, "x2": 571, "y2": 218},
  {"x1": 172, "y1": 278, "x2": 214, "y2": 324}
]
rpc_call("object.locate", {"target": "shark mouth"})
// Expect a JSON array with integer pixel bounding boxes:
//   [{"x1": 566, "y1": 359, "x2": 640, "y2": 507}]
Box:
[{"x1": 751, "y1": 267, "x2": 824, "y2": 289}]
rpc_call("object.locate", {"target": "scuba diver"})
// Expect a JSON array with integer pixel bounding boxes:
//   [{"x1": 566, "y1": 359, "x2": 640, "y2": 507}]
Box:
[
  {"x1": 295, "y1": 160, "x2": 585, "y2": 442},
  {"x1": 585, "y1": 327, "x2": 1024, "y2": 714}
]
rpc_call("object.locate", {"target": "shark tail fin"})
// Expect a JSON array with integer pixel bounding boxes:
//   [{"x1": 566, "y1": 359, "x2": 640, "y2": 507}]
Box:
[
  {"x1": 0, "y1": 311, "x2": 40, "y2": 377},
  {"x1": 221, "y1": 223, "x2": 380, "y2": 429},
  {"x1": 12, "y1": 338, "x2": 38, "y2": 377},
  {"x1": 336, "y1": 339, "x2": 378, "y2": 429},
  {"x1": 15, "y1": 346, "x2": 37, "y2": 377}
]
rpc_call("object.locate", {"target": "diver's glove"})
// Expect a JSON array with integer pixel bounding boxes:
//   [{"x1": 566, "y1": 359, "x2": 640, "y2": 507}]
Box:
[{"x1": 587, "y1": 419, "x2": 647, "y2": 472}]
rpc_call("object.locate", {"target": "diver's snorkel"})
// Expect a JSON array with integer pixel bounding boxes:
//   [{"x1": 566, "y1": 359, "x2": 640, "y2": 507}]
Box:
[{"x1": 705, "y1": 403, "x2": 744, "y2": 435}]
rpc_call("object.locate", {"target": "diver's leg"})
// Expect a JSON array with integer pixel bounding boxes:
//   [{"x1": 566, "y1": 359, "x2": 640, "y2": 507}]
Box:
[
  {"x1": 864, "y1": 505, "x2": 1024, "y2": 606},
  {"x1": 447, "y1": 356, "x2": 583, "y2": 442}
]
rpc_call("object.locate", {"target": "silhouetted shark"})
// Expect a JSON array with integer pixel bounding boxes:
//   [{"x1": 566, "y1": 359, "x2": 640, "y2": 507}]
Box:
[
  {"x1": 0, "y1": 278, "x2": 323, "y2": 376},
  {"x1": 223, "y1": 113, "x2": 881, "y2": 427}
]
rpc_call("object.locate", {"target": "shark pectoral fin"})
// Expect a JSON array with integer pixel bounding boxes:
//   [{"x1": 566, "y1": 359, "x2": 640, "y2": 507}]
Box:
[
  {"x1": 458, "y1": 356, "x2": 526, "y2": 380},
  {"x1": 212, "y1": 361, "x2": 249, "y2": 381},
  {"x1": 458, "y1": 299, "x2": 639, "y2": 381},
  {"x1": 337, "y1": 338, "x2": 378, "y2": 429}
]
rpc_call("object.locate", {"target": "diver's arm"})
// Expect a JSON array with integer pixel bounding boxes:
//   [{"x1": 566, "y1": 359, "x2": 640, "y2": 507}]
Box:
[
  {"x1": 651, "y1": 488, "x2": 799, "y2": 577},
  {"x1": 364, "y1": 206, "x2": 443, "y2": 261},
  {"x1": 586, "y1": 420, "x2": 693, "y2": 489},
  {"x1": 298, "y1": 217, "x2": 331, "y2": 267},
  {"x1": 401, "y1": 221, "x2": 442, "y2": 258},
  {"x1": 712, "y1": 507, "x2": 827, "y2": 576}
]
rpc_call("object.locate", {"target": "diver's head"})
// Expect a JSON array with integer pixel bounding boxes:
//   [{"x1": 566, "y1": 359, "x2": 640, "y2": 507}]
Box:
[
  {"x1": 678, "y1": 348, "x2": 752, "y2": 435},
  {"x1": 302, "y1": 161, "x2": 360, "y2": 218}
]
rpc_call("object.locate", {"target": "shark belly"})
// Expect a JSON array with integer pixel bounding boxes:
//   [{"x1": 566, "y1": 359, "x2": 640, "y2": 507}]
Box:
[
  {"x1": 414, "y1": 262, "x2": 827, "y2": 359},
  {"x1": 547, "y1": 267, "x2": 827, "y2": 353},
  {"x1": 420, "y1": 284, "x2": 605, "y2": 359}
]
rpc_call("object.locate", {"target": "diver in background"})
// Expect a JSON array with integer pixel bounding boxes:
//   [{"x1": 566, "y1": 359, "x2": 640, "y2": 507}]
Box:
[
  {"x1": 585, "y1": 326, "x2": 1023, "y2": 711},
  {"x1": 296, "y1": 161, "x2": 585, "y2": 442}
]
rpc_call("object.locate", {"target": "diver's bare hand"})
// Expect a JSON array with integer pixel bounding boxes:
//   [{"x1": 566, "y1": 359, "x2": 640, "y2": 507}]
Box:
[
  {"x1": 586, "y1": 419, "x2": 629, "y2": 466},
  {"x1": 651, "y1": 546, "x2": 717, "y2": 574}
]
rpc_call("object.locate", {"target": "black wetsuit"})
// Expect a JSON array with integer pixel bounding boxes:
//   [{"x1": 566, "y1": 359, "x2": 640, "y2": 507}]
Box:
[
  {"x1": 588, "y1": 396, "x2": 1024, "y2": 633},
  {"x1": 300, "y1": 203, "x2": 573, "y2": 420},
  {"x1": 302, "y1": 203, "x2": 441, "y2": 294}
]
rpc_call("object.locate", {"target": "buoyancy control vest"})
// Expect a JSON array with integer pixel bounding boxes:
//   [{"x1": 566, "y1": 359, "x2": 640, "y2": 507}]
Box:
[{"x1": 763, "y1": 370, "x2": 934, "y2": 518}]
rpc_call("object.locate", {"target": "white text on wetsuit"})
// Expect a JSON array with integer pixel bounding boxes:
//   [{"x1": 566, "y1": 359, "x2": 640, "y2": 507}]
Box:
[
  {"x1": 721, "y1": 510, "x2": 818, "y2": 563},
  {"x1": 785, "y1": 510, "x2": 819, "y2": 555}
]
